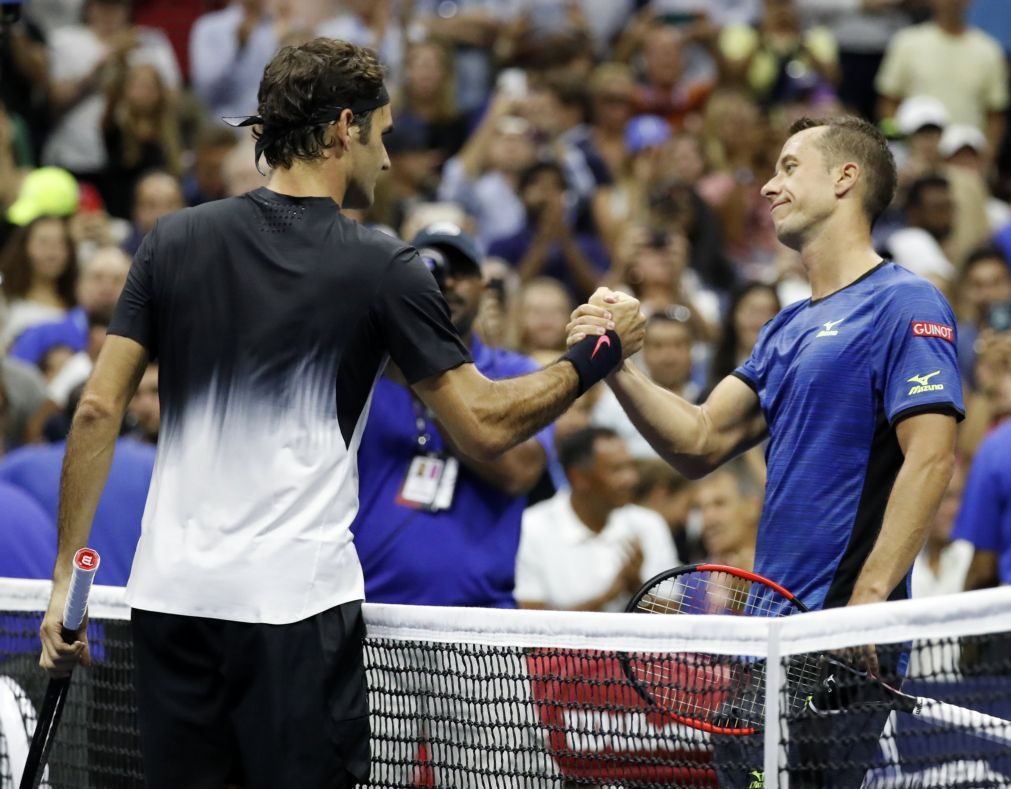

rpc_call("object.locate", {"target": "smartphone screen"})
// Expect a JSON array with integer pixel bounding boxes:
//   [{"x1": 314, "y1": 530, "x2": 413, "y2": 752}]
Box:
[{"x1": 987, "y1": 301, "x2": 1011, "y2": 333}]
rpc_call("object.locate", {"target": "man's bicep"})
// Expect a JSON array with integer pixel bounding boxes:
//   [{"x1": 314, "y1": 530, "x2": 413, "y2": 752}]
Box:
[
  {"x1": 894, "y1": 411, "x2": 957, "y2": 459},
  {"x1": 701, "y1": 375, "x2": 767, "y2": 459},
  {"x1": 83, "y1": 336, "x2": 149, "y2": 410},
  {"x1": 379, "y1": 249, "x2": 471, "y2": 383}
]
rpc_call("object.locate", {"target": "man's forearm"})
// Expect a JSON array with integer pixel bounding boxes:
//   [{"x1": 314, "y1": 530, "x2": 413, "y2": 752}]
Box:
[
  {"x1": 473, "y1": 362, "x2": 580, "y2": 458},
  {"x1": 608, "y1": 362, "x2": 712, "y2": 478},
  {"x1": 849, "y1": 454, "x2": 954, "y2": 605},
  {"x1": 52, "y1": 396, "x2": 124, "y2": 584}
]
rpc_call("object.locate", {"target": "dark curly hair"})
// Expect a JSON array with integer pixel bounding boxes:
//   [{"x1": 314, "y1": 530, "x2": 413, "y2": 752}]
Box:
[
  {"x1": 255, "y1": 38, "x2": 386, "y2": 169},
  {"x1": 789, "y1": 116, "x2": 897, "y2": 226}
]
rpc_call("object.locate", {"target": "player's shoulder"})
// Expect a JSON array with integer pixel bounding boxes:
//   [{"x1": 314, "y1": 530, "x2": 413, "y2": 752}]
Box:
[
  {"x1": 874, "y1": 262, "x2": 951, "y2": 307},
  {"x1": 327, "y1": 217, "x2": 415, "y2": 270},
  {"x1": 151, "y1": 196, "x2": 239, "y2": 239},
  {"x1": 758, "y1": 297, "x2": 807, "y2": 337}
]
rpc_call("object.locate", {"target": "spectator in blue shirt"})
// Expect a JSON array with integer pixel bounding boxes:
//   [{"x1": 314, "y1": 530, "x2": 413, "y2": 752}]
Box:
[
  {"x1": 0, "y1": 480, "x2": 56, "y2": 579},
  {"x1": 10, "y1": 245, "x2": 131, "y2": 368},
  {"x1": 0, "y1": 388, "x2": 155, "y2": 586},
  {"x1": 352, "y1": 223, "x2": 553, "y2": 608},
  {"x1": 954, "y1": 334, "x2": 1011, "y2": 589}
]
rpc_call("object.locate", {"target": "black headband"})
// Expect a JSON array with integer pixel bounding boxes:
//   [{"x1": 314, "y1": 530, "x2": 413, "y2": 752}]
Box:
[{"x1": 223, "y1": 86, "x2": 390, "y2": 173}]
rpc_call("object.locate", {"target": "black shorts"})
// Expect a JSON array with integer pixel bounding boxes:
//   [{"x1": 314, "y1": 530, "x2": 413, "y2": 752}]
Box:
[{"x1": 131, "y1": 601, "x2": 370, "y2": 789}]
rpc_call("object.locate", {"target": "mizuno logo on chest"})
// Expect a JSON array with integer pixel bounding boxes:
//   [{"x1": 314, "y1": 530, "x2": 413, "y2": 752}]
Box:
[{"x1": 815, "y1": 319, "x2": 844, "y2": 337}]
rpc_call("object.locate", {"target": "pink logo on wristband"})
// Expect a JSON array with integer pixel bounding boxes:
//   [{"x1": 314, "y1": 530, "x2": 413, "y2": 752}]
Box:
[{"x1": 591, "y1": 334, "x2": 611, "y2": 360}]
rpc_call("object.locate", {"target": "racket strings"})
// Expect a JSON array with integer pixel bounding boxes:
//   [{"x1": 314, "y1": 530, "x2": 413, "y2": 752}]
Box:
[{"x1": 628, "y1": 568, "x2": 810, "y2": 732}]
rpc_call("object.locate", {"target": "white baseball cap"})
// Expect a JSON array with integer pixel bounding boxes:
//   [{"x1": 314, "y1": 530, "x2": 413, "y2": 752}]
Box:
[
  {"x1": 939, "y1": 124, "x2": 987, "y2": 158},
  {"x1": 888, "y1": 227, "x2": 956, "y2": 282},
  {"x1": 895, "y1": 95, "x2": 950, "y2": 136}
]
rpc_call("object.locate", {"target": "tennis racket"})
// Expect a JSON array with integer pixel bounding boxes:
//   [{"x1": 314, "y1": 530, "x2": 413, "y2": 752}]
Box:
[
  {"x1": 19, "y1": 548, "x2": 101, "y2": 789},
  {"x1": 621, "y1": 563, "x2": 1011, "y2": 746}
]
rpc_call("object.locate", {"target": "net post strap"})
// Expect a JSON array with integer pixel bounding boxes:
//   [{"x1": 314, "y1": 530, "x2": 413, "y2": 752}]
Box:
[{"x1": 763, "y1": 619, "x2": 783, "y2": 789}]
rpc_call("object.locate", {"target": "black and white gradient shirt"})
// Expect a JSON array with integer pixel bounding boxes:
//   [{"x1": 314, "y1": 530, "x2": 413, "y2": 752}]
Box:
[{"x1": 109, "y1": 188, "x2": 471, "y2": 623}]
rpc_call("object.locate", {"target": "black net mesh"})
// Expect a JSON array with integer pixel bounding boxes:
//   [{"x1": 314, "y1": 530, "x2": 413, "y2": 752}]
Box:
[
  {"x1": 0, "y1": 613, "x2": 144, "y2": 788},
  {"x1": 2, "y1": 594, "x2": 1011, "y2": 789},
  {"x1": 776, "y1": 634, "x2": 1011, "y2": 788}
]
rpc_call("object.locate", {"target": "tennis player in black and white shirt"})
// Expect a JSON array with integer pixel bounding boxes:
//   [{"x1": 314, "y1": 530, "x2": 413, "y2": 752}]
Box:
[{"x1": 38, "y1": 38, "x2": 645, "y2": 789}]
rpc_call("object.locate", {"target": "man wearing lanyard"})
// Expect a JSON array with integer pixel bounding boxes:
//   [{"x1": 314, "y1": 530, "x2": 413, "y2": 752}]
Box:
[{"x1": 352, "y1": 222, "x2": 553, "y2": 607}]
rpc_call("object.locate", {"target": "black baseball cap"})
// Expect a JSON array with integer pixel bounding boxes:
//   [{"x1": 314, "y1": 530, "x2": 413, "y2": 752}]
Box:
[{"x1": 411, "y1": 223, "x2": 483, "y2": 277}]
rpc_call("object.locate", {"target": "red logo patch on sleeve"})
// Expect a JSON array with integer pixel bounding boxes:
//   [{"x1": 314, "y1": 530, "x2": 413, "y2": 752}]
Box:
[{"x1": 911, "y1": 321, "x2": 954, "y2": 342}]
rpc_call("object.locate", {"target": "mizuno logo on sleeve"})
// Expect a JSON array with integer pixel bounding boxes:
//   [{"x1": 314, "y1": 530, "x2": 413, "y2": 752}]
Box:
[{"x1": 907, "y1": 371, "x2": 943, "y2": 395}]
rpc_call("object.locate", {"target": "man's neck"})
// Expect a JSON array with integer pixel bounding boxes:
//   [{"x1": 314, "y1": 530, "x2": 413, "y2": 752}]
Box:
[
  {"x1": 935, "y1": 16, "x2": 967, "y2": 36},
  {"x1": 570, "y1": 491, "x2": 611, "y2": 535},
  {"x1": 267, "y1": 162, "x2": 347, "y2": 205},
  {"x1": 800, "y1": 220, "x2": 882, "y2": 301}
]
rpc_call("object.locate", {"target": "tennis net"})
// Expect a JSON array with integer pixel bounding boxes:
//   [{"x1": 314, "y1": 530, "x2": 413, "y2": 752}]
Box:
[{"x1": 1, "y1": 579, "x2": 1010, "y2": 788}]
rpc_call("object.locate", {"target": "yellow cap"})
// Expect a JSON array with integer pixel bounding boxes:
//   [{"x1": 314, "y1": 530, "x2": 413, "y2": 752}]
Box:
[{"x1": 7, "y1": 167, "x2": 80, "y2": 226}]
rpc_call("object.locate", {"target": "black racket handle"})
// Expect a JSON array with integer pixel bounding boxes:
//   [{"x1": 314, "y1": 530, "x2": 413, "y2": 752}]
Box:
[
  {"x1": 20, "y1": 625, "x2": 82, "y2": 789},
  {"x1": 20, "y1": 676, "x2": 70, "y2": 789}
]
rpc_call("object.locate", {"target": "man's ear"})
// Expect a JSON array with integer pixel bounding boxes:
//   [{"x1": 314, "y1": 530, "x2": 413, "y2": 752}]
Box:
[
  {"x1": 336, "y1": 108, "x2": 355, "y2": 151},
  {"x1": 835, "y1": 161, "x2": 860, "y2": 198}
]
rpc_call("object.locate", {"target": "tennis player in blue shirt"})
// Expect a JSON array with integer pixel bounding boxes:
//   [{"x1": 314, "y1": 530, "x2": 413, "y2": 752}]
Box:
[{"x1": 570, "y1": 116, "x2": 963, "y2": 787}]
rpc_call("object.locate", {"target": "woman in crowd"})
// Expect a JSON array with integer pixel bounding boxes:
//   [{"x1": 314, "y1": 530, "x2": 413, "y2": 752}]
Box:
[
  {"x1": 102, "y1": 62, "x2": 181, "y2": 219},
  {"x1": 708, "y1": 281, "x2": 782, "y2": 389},
  {"x1": 0, "y1": 216, "x2": 77, "y2": 349},
  {"x1": 395, "y1": 40, "x2": 469, "y2": 161}
]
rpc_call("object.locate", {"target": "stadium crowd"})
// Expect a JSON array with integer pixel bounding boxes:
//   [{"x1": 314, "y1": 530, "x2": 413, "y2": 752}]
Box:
[{"x1": 1, "y1": 0, "x2": 1010, "y2": 610}]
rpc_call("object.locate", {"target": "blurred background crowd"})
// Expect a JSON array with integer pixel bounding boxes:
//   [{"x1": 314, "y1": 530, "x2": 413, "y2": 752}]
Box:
[{"x1": 1, "y1": 0, "x2": 1010, "y2": 612}]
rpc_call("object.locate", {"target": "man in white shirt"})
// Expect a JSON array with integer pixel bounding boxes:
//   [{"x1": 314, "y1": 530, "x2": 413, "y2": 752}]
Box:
[
  {"x1": 875, "y1": 0, "x2": 1007, "y2": 160},
  {"x1": 516, "y1": 426, "x2": 678, "y2": 612}
]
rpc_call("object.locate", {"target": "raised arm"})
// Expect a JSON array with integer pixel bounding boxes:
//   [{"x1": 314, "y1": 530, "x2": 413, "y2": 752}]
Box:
[
  {"x1": 608, "y1": 365, "x2": 766, "y2": 479},
  {"x1": 567, "y1": 301, "x2": 767, "y2": 479}
]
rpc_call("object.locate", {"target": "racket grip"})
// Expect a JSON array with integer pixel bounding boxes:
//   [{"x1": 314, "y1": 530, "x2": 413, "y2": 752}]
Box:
[{"x1": 61, "y1": 548, "x2": 100, "y2": 636}]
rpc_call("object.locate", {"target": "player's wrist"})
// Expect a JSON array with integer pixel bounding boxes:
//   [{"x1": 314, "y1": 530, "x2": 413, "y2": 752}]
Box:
[{"x1": 561, "y1": 330, "x2": 622, "y2": 395}]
